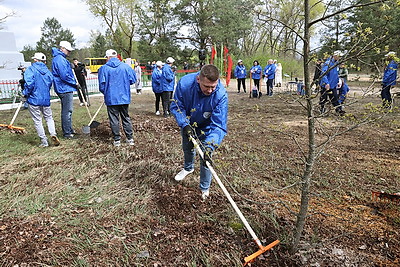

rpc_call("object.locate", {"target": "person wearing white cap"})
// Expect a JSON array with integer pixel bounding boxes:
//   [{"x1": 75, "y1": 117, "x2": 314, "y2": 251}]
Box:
[
  {"x1": 381, "y1": 51, "x2": 398, "y2": 108},
  {"x1": 234, "y1": 59, "x2": 246, "y2": 93},
  {"x1": 160, "y1": 57, "x2": 175, "y2": 117},
  {"x1": 319, "y1": 50, "x2": 345, "y2": 116},
  {"x1": 51, "y1": 40, "x2": 77, "y2": 138},
  {"x1": 151, "y1": 60, "x2": 164, "y2": 115},
  {"x1": 22, "y1": 52, "x2": 60, "y2": 147},
  {"x1": 98, "y1": 49, "x2": 137, "y2": 147}
]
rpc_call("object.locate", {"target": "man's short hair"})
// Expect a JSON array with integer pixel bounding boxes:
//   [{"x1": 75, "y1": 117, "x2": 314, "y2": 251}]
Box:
[{"x1": 199, "y1": 64, "x2": 219, "y2": 81}]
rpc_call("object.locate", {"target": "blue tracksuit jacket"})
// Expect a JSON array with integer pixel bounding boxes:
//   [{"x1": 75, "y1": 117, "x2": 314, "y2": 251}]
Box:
[
  {"x1": 98, "y1": 58, "x2": 136, "y2": 106},
  {"x1": 170, "y1": 72, "x2": 228, "y2": 150}
]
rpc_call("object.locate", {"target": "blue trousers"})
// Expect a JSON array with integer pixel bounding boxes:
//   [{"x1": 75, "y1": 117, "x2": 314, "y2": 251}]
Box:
[
  {"x1": 181, "y1": 129, "x2": 213, "y2": 192},
  {"x1": 57, "y1": 92, "x2": 74, "y2": 137}
]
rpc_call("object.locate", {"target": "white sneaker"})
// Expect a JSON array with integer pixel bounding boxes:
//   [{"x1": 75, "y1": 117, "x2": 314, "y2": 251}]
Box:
[
  {"x1": 126, "y1": 139, "x2": 134, "y2": 146},
  {"x1": 201, "y1": 190, "x2": 210, "y2": 200},
  {"x1": 113, "y1": 140, "x2": 121, "y2": 147},
  {"x1": 155, "y1": 111, "x2": 160, "y2": 116},
  {"x1": 174, "y1": 169, "x2": 194, "y2": 181}
]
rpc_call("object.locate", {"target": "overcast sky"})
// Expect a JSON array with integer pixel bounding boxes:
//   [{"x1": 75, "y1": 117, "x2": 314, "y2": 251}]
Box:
[{"x1": 0, "y1": 0, "x2": 104, "y2": 50}]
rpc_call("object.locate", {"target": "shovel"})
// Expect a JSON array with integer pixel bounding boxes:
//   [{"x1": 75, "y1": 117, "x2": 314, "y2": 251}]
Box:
[
  {"x1": 82, "y1": 102, "x2": 104, "y2": 134},
  {"x1": 190, "y1": 137, "x2": 280, "y2": 266}
]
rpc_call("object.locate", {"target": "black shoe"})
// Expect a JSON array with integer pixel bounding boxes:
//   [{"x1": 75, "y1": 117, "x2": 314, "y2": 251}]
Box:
[
  {"x1": 336, "y1": 110, "x2": 346, "y2": 116},
  {"x1": 63, "y1": 134, "x2": 75, "y2": 139}
]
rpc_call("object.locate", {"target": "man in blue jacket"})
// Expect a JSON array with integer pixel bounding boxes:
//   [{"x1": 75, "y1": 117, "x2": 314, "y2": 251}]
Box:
[
  {"x1": 98, "y1": 49, "x2": 137, "y2": 147},
  {"x1": 381, "y1": 51, "x2": 398, "y2": 108},
  {"x1": 170, "y1": 64, "x2": 228, "y2": 200},
  {"x1": 160, "y1": 57, "x2": 175, "y2": 117},
  {"x1": 234, "y1": 59, "x2": 246, "y2": 93},
  {"x1": 264, "y1": 59, "x2": 276, "y2": 96},
  {"x1": 319, "y1": 50, "x2": 345, "y2": 115},
  {"x1": 23, "y1": 52, "x2": 60, "y2": 147},
  {"x1": 51, "y1": 41, "x2": 77, "y2": 138},
  {"x1": 152, "y1": 61, "x2": 163, "y2": 115}
]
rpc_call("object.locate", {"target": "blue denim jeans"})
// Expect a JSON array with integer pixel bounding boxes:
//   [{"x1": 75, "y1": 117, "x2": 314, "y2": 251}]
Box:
[
  {"x1": 181, "y1": 129, "x2": 213, "y2": 192},
  {"x1": 57, "y1": 92, "x2": 74, "y2": 137}
]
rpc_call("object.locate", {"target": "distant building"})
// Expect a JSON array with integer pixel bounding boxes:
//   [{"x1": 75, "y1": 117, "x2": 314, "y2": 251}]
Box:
[{"x1": 0, "y1": 31, "x2": 30, "y2": 80}]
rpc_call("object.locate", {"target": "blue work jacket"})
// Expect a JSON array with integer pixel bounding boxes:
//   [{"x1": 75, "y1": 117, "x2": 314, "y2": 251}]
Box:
[
  {"x1": 250, "y1": 65, "x2": 262, "y2": 79},
  {"x1": 23, "y1": 62, "x2": 54, "y2": 107},
  {"x1": 264, "y1": 64, "x2": 276, "y2": 79},
  {"x1": 382, "y1": 60, "x2": 398, "y2": 86},
  {"x1": 320, "y1": 57, "x2": 340, "y2": 89},
  {"x1": 170, "y1": 72, "x2": 228, "y2": 150},
  {"x1": 51, "y1": 47, "x2": 76, "y2": 94},
  {"x1": 98, "y1": 58, "x2": 136, "y2": 106},
  {"x1": 234, "y1": 65, "x2": 247, "y2": 79},
  {"x1": 152, "y1": 68, "x2": 163, "y2": 93},
  {"x1": 161, "y1": 64, "x2": 175, "y2": 92}
]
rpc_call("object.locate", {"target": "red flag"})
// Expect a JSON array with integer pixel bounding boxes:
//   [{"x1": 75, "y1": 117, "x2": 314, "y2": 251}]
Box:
[
  {"x1": 223, "y1": 46, "x2": 229, "y2": 58},
  {"x1": 211, "y1": 45, "x2": 216, "y2": 64},
  {"x1": 226, "y1": 55, "x2": 233, "y2": 86}
]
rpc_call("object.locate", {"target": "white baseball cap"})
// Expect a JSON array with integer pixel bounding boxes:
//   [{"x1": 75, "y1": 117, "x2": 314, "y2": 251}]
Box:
[
  {"x1": 166, "y1": 57, "x2": 175, "y2": 64},
  {"x1": 32, "y1": 52, "x2": 46, "y2": 61},
  {"x1": 333, "y1": 50, "x2": 344, "y2": 57},
  {"x1": 59, "y1": 41, "x2": 74, "y2": 51},
  {"x1": 156, "y1": 60, "x2": 163, "y2": 67},
  {"x1": 105, "y1": 49, "x2": 118, "y2": 57},
  {"x1": 238, "y1": 59, "x2": 243, "y2": 63},
  {"x1": 385, "y1": 51, "x2": 396, "y2": 57}
]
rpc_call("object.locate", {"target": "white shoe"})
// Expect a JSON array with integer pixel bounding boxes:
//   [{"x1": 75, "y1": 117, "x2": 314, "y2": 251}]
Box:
[
  {"x1": 155, "y1": 111, "x2": 160, "y2": 116},
  {"x1": 201, "y1": 190, "x2": 210, "y2": 200},
  {"x1": 126, "y1": 139, "x2": 134, "y2": 146},
  {"x1": 174, "y1": 169, "x2": 194, "y2": 181},
  {"x1": 113, "y1": 140, "x2": 121, "y2": 147}
]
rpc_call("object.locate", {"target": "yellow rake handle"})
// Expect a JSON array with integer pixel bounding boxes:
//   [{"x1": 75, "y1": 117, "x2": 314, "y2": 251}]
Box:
[{"x1": 191, "y1": 138, "x2": 280, "y2": 264}]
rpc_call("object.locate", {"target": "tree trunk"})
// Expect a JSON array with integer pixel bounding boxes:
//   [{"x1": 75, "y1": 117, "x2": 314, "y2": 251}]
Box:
[{"x1": 291, "y1": 0, "x2": 316, "y2": 253}]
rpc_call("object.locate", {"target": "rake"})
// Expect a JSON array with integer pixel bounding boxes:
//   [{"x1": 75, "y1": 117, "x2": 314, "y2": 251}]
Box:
[
  {"x1": 0, "y1": 100, "x2": 26, "y2": 134},
  {"x1": 191, "y1": 137, "x2": 280, "y2": 266}
]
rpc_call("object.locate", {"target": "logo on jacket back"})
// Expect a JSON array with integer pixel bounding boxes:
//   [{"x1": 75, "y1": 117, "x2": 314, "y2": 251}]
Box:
[{"x1": 203, "y1": 112, "x2": 212, "y2": 119}]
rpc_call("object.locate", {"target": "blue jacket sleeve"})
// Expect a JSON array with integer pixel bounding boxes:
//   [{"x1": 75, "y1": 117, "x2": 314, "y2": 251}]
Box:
[
  {"x1": 22, "y1": 67, "x2": 34, "y2": 97},
  {"x1": 170, "y1": 81, "x2": 189, "y2": 129},
  {"x1": 98, "y1": 66, "x2": 106, "y2": 94},
  {"x1": 204, "y1": 93, "x2": 228, "y2": 150},
  {"x1": 320, "y1": 62, "x2": 330, "y2": 86}
]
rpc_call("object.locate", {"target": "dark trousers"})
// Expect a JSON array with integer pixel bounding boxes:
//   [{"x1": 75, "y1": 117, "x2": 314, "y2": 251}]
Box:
[
  {"x1": 77, "y1": 85, "x2": 88, "y2": 103},
  {"x1": 381, "y1": 85, "x2": 392, "y2": 106},
  {"x1": 107, "y1": 104, "x2": 133, "y2": 141},
  {"x1": 267, "y1": 79, "x2": 274, "y2": 96},
  {"x1": 237, "y1": 78, "x2": 246, "y2": 92},
  {"x1": 253, "y1": 79, "x2": 260, "y2": 91},
  {"x1": 162, "y1": 91, "x2": 173, "y2": 115},
  {"x1": 154, "y1": 92, "x2": 162, "y2": 112},
  {"x1": 320, "y1": 86, "x2": 341, "y2": 112}
]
